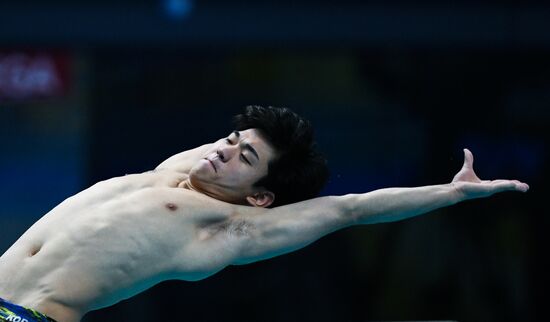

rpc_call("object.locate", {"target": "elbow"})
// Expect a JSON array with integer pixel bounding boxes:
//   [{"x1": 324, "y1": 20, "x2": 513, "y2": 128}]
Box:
[{"x1": 337, "y1": 194, "x2": 363, "y2": 226}]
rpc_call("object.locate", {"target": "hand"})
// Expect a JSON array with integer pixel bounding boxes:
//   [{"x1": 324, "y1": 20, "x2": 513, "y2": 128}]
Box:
[{"x1": 451, "y1": 148, "x2": 529, "y2": 201}]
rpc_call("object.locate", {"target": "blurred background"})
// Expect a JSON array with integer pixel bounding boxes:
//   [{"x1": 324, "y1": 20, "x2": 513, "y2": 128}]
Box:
[{"x1": 0, "y1": 0, "x2": 548, "y2": 321}]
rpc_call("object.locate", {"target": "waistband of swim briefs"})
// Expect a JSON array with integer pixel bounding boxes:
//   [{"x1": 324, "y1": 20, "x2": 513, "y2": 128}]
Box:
[{"x1": 0, "y1": 297, "x2": 57, "y2": 322}]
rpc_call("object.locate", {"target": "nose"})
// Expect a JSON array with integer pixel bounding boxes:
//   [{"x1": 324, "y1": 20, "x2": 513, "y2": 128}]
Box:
[{"x1": 217, "y1": 145, "x2": 237, "y2": 162}]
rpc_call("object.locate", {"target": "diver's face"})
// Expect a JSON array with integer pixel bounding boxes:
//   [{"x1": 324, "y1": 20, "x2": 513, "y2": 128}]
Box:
[{"x1": 188, "y1": 128, "x2": 276, "y2": 205}]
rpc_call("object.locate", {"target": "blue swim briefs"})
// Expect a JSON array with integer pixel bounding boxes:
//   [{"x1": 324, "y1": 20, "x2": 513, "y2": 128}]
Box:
[{"x1": 0, "y1": 297, "x2": 57, "y2": 322}]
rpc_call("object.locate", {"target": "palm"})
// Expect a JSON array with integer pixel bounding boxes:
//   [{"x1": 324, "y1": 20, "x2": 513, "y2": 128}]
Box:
[{"x1": 451, "y1": 149, "x2": 529, "y2": 200}]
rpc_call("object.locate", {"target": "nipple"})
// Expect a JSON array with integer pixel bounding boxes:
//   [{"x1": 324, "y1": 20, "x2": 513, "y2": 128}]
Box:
[{"x1": 165, "y1": 203, "x2": 178, "y2": 211}]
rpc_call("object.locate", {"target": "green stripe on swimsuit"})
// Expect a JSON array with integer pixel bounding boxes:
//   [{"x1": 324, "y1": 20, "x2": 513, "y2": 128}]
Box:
[{"x1": 0, "y1": 298, "x2": 57, "y2": 322}]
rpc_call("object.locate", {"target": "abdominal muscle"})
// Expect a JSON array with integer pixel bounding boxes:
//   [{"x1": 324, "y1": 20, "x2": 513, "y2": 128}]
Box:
[{"x1": 0, "y1": 170, "x2": 235, "y2": 322}]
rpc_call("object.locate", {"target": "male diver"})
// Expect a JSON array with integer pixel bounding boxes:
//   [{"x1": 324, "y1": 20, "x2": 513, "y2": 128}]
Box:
[{"x1": 0, "y1": 106, "x2": 529, "y2": 322}]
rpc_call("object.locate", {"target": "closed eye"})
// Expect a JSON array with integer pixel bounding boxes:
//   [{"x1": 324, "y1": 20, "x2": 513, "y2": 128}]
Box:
[
  {"x1": 241, "y1": 154, "x2": 251, "y2": 165},
  {"x1": 226, "y1": 132, "x2": 252, "y2": 166}
]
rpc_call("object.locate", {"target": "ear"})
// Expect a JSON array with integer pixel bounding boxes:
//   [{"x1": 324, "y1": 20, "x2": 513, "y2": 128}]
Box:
[{"x1": 245, "y1": 191, "x2": 275, "y2": 208}]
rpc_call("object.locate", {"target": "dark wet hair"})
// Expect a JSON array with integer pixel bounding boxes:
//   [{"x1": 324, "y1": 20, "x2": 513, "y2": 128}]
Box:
[{"x1": 232, "y1": 105, "x2": 329, "y2": 207}]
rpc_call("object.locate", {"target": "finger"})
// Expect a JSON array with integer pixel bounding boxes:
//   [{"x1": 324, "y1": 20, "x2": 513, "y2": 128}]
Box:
[
  {"x1": 512, "y1": 180, "x2": 530, "y2": 192},
  {"x1": 492, "y1": 180, "x2": 530, "y2": 193},
  {"x1": 491, "y1": 179, "x2": 511, "y2": 184},
  {"x1": 463, "y1": 148, "x2": 474, "y2": 169},
  {"x1": 492, "y1": 179, "x2": 528, "y2": 186},
  {"x1": 492, "y1": 181, "x2": 517, "y2": 193}
]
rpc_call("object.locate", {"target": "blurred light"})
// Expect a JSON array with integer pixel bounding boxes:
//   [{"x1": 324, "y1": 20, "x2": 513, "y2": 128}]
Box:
[
  {"x1": 0, "y1": 51, "x2": 70, "y2": 102},
  {"x1": 162, "y1": 0, "x2": 193, "y2": 21}
]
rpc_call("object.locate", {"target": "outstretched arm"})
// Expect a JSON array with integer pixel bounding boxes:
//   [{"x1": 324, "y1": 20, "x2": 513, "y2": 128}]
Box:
[{"x1": 232, "y1": 149, "x2": 529, "y2": 265}]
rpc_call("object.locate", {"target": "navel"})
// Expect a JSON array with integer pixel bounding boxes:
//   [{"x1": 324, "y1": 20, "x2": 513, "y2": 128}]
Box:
[
  {"x1": 28, "y1": 244, "x2": 42, "y2": 257},
  {"x1": 165, "y1": 203, "x2": 178, "y2": 211}
]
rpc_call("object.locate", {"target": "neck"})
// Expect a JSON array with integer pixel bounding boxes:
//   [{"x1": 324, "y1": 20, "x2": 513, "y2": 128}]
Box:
[
  {"x1": 178, "y1": 178, "x2": 198, "y2": 191},
  {"x1": 178, "y1": 178, "x2": 248, "y2": 206},
  {"x1": 178, "y1": 178, "x2": 224, "y2": 200}
]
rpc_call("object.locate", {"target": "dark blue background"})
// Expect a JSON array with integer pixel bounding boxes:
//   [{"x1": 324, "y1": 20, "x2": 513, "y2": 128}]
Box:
[{"x1": 1, "y1": 1, "x2": 547, "y2": 321}]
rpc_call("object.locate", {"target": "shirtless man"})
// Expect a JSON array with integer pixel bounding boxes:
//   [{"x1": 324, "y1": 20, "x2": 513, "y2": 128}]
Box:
[{"x1": 0, "y1": 106, "x2": 529, "y2": 322}]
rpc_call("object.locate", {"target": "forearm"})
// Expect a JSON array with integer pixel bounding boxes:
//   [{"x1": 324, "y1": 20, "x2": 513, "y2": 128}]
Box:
[{"x1": 343, "y1": 183, "x2": 463, "y2": 225}]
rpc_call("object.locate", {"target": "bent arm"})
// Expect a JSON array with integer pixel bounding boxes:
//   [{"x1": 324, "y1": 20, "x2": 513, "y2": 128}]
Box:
[{"x1": 156, "y1": 143, "x2": 213, "y2": 172}]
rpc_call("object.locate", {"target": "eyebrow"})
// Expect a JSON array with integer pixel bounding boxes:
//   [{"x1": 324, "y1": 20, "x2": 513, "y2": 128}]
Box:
[
  {"x1": 233, "y1": 131, "x2": 259, "y2": 161},
  {"x1": 244, "y1": 143, "x2": 259, "y2": 161}
]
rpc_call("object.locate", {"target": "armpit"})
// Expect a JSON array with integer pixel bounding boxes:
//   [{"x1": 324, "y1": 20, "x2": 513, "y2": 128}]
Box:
[{"x1": 197, "y1": 218, "x2": 256, "y2": 240}]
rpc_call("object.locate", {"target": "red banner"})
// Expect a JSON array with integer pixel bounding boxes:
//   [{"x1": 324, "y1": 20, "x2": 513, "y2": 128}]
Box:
[{"x1": 0, "y1": 51, "x2": 71, "y2": 101}]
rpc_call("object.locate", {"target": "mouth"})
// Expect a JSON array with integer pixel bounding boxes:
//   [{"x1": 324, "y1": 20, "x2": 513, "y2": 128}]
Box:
[{"x1": 207, "y1": 159, "x2": 217, "y2": 172}]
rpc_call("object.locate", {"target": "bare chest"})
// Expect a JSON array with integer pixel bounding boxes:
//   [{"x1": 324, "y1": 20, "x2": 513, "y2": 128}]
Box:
[
  {"x1": 5, "y1": 171, "x2": 197, "y2": 264},
  {"x1": 0, "y1": 170, "x2": 234, "y2": 310},
  {"x1": 47, "y1": 170, "x2": 208, "y2": 247}
]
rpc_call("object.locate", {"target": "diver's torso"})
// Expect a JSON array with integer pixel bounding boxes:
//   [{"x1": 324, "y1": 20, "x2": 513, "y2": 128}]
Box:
[{"x1": 0, "y1": 169, "x2": 237, "y2": 319}]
